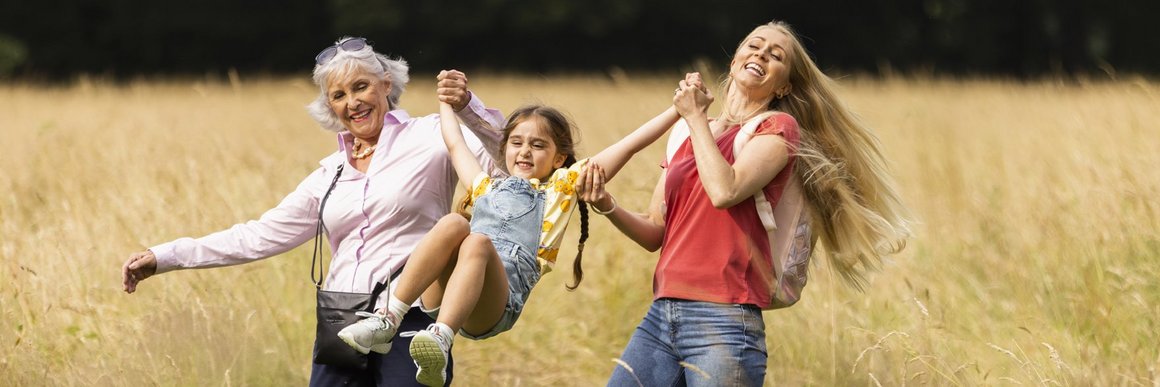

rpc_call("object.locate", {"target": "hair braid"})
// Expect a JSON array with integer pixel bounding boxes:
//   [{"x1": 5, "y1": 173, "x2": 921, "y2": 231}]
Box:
[{"x1": 566, "y1": 200, "x2": 589, "y2": 291}]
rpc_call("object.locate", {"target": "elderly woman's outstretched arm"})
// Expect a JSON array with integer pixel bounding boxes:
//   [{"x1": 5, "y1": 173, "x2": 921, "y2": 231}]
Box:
[{"x1": 122, "y1": 166, "x2": 330, "y2": 292}]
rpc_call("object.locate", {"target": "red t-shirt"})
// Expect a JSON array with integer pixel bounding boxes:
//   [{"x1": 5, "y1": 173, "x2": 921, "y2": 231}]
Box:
[{"x1": 656, "y1": 113, "x2": 800, "y2": 308}]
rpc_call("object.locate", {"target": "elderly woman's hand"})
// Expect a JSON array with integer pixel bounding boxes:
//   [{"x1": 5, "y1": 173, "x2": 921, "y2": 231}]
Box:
[
  {"x1": 674, "y1": 72, "x2": 714, "y2": 119},
  {"x1": 122, "y1": 250, "x2": 158, "y2": 294},
  {"x1": 437, "y1": 70, "x2": 471, "y2": 112}
]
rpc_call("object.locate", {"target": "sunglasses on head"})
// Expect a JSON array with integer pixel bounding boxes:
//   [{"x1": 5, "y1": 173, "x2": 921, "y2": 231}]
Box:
[{"x1": 315, "y1": 37, "x2": 371, "y2": 65}]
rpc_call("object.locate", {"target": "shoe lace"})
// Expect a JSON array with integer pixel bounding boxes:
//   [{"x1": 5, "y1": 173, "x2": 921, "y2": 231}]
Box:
[{"x1": 355, "y1": 311, "x2": 393, "y2": 332}]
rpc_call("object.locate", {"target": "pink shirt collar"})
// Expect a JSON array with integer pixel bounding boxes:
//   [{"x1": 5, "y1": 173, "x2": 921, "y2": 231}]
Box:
[{"x1": 334, "y1": 108, "x2": 412, "y2": 164}]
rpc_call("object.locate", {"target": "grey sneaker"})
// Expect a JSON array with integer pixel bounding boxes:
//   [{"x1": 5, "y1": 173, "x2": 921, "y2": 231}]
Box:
[
  {"x1": 405, "y1": 325, "x2": 451, "y2": 387},
  {"x1": 337, "y1": 311, "x2": 397, "y2": 355}
]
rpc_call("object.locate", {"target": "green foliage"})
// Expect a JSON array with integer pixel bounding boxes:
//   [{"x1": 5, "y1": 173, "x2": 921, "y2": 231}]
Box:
[
  {"x1": 0, "y1": 0, "x2": 1155, "y2": 78},
  {"x1": 0, "y1": 34, "x2": 27, "y2": 77}
]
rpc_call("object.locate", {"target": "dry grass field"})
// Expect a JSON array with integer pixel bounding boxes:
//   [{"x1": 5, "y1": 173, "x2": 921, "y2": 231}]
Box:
[{"x1": 1, "y1": 74, "x2": 1158, "y2": 386}]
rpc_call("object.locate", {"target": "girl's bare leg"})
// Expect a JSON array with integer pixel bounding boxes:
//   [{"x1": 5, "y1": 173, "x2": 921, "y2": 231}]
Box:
[
  {"x1": 392, "y1": 214, "x2": 471, "y2": 306},
  {"x1": 436, "y1": 233, "x2": 510, "y2": 335},
  {"x1": 338, "y1": 215, "x2": 470, "y2": 355}
]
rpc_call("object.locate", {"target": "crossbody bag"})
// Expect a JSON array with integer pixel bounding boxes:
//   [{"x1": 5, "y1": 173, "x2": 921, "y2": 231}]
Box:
[{"x1": 309, "y1": 163, "x2": 402, "y2": 369}]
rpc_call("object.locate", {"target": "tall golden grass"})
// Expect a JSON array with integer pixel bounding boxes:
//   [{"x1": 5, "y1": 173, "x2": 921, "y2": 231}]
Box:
[{"x1": 1, "y1": 74, "x2": 1157, "y2": 386}]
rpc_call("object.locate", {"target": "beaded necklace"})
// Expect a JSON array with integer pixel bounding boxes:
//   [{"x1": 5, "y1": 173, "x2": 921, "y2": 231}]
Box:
[{"x1": 351, "y1": 138, "x2": 376, "y2": 159}]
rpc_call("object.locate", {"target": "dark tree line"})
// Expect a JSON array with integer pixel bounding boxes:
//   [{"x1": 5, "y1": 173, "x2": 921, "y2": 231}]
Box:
[{"x1": 0, "y1": 0, "x2": 1156, "y2": 79}]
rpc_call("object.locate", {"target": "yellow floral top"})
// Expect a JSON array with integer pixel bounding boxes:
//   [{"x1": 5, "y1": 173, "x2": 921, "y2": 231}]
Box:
[{"x1": 464, "y1": 158, "x2": 588, "y2": 274}]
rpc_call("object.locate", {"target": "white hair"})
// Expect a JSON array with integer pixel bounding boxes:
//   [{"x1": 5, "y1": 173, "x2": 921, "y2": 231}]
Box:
[{"x1": 306, "y1": 37, "x2": 410, "y2": 132}]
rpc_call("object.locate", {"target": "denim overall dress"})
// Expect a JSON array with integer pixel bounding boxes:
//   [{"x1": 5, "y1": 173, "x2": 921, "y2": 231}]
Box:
[{"x1": 462, "y1": 176, "x2": 545, "y2": 339}]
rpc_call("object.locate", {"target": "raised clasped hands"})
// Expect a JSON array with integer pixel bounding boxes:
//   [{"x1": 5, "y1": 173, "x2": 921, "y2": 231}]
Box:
[
  {"x1": 436, "y1": 69, "x2": 471, "y2": 112},
  {"x1": 673, "y1": 72, "x2": 713, "y2": 119}
]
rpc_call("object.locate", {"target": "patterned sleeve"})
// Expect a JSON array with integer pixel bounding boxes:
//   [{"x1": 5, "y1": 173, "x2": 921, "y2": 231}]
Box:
[
  {"x1": 462, "y1": 171, "x2": 492, "y2": 212},
  {"x1": 535, "y1": 158, "x2": 589, "y2": 274}
]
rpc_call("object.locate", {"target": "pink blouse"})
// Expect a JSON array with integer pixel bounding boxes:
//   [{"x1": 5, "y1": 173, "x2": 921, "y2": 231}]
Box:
[{"x1": 150, "y1": 95, "x2": 505, "y2": 307}]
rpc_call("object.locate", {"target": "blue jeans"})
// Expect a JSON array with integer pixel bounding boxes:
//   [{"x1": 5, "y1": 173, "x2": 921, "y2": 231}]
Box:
[
  {"x1": 608, "y1": 298, "x2": 767, "y2": 387},
  {"x1": 309, "y1": 308, "x2": 453, "y2": 386}
]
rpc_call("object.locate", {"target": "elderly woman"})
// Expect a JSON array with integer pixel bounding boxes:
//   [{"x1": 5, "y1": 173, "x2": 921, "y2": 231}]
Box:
[{"x1": 121, "y1": 37, "x2": 505, "y2": 386}]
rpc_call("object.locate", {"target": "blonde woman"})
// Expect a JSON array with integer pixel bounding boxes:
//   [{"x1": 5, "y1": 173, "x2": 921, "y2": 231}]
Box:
[{"x1": 582, "y1": 21, "x2": 912, "y2": 386}]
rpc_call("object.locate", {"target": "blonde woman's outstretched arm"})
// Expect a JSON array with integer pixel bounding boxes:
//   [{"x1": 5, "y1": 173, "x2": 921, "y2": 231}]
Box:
[
  {"x1": 587, "y1": 106, "x2": 680, "y2": 182},
  {"x1": 578, "y1": 167, "x2": 667, "y2": 252}
]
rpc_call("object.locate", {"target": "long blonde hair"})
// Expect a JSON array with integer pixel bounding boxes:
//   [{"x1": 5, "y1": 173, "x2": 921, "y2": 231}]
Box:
[{"x1": 722, "y1": 21, "x2": 913, "y2": 289}]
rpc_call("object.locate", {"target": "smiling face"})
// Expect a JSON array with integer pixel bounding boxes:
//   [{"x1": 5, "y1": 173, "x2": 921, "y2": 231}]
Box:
[
  {"x1": 729, "y1": 26, "x2": 794, "y2": 100},
  {"x1": 504, "y1": 117, "x2": 567, "y2": 180},
  {"x1": 326, "y1": 69, "x2": 392, "y2": 140}
]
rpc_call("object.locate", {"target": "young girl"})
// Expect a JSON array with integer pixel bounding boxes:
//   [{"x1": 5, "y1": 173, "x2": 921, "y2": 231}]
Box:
[{"x1": 338, "y1": 88, "x2": 683, "y2": 386}]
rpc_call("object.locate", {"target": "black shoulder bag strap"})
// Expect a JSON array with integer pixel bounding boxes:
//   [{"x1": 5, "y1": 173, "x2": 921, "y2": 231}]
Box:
[{"x1": 311, "y1": 164, "x2": 344, "y2": 289}]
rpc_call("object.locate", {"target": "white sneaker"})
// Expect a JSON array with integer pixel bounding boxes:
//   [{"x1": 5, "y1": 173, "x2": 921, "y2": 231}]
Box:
[
  {"x1": 405, "y1": 325, "x2": 451, "y2": 387},
  {"x1": 337, "y1": 311, "x2": 397, "y2": 355}
]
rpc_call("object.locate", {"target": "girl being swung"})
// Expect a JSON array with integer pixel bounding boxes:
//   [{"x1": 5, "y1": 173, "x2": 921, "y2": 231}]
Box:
[{"x1": 339, "y1": 77, "x2": 686, "y2": 386}]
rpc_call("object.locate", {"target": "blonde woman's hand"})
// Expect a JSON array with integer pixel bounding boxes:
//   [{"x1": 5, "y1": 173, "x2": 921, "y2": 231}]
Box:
[
  {"x1": 577, "y1": 163, "x2": 614, "y2": 212},
  {"x1": 122, "y1": 250, "x2": 158, "y2": 294},
  {"x1": 685, "y1": 72, "x2": 708, "y2": 93},
  {"x1": 674, "y1": 72, "x2": 714, "y2": 119},
  {"x1": 436, "y1": 69, "x2": 471, "y2": 111}
]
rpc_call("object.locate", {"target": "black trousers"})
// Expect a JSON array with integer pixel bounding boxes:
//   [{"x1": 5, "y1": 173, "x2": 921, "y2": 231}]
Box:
[{"x1": 309, "y1": 308, "x2": 453, "y2": 386}]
